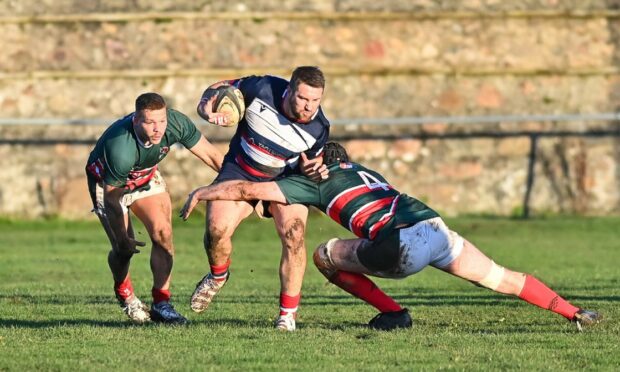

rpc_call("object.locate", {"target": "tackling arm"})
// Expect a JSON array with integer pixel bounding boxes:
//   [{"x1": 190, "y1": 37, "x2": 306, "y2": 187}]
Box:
[{"x1": 180, "y1": 180, "x2": 287, "y2": 220}]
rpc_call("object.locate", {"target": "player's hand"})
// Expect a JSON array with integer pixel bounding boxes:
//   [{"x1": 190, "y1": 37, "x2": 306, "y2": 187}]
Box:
[
  {"x1": 180, "y1": 190, "x2": 200, "y2": 221},
  {"x1": 117, "y1": 237, "x2": 145, "y2": 257},
  {"x1": 201, "y1": 95, "x2": 231, "y2": 127},
  {"x1": 300, "y1": 152, "x2": 329, "y2": 182}
]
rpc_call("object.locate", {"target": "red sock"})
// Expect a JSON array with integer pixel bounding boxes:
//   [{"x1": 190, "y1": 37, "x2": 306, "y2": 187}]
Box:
[
  {"x1": 330, "y1": 271, "x2": 402, "y2": 313},
  {"x1": 210, "y1": 259, "x2": 231, "y2": 281},
  {"x1": 114, "y1": 275, "x2": 134, "y2": 302},
  {"x1": 152, "y1": 287, "x2": 171, "y2": 304},
  {"x1": 518, "y1": 275, "x2": 579, "y2": 319},
  {"x1": 279, "y1": 292, "x2": 300, "y2": 316}
]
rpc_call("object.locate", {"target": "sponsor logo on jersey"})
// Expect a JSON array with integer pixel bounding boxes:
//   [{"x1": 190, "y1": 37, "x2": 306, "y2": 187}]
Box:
[{"x1": 159, "y1": 146, "x2": 170, "y2": 159}]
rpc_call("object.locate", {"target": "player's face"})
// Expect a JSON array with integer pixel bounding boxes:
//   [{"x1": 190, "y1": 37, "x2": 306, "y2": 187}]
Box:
[
  {"x1": 288, "y1": 83, "x2": 323, "y2": 123},
  {"x1": 134, "y1": 108, "x2": 167, "y2": 145}
]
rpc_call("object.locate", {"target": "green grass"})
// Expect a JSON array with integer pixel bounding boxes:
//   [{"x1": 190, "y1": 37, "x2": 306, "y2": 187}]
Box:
[{"x1": 0, "y1": 215, "x2": 619, "y2": 371}]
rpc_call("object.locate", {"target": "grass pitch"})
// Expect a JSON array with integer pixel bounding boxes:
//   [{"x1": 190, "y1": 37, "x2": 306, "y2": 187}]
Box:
[{"x1": 0, "y1": 215, "x2": 618, "y2": 371}]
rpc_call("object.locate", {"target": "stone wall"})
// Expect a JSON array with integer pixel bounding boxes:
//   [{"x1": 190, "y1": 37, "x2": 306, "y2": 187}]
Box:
[
  {"x1": 1, "y1": 0, "x2": 618, "y2": 14},
  {"x1": 2, "y1": 120, "x2": 617, "y2": 219},
  {"x1": 1, "y1": 1, "x2": 619, "y2": 218}
]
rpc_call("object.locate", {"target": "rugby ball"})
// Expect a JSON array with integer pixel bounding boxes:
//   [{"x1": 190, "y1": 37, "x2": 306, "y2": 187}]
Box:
[{"x1": 214, "y1": 85, "x2": 245, "y2": 127}]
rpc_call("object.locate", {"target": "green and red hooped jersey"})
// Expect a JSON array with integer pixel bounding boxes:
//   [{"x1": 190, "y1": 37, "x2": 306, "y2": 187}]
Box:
[
  {"x1": 275, "y1": 162, "x2": 440, "y2": 241},
  {"x1": 86, "y1": 109, "x2": 202, "y2": 190}
]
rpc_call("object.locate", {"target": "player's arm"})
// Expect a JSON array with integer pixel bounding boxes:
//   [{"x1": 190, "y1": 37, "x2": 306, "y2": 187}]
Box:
[
  {"x1": 188, "y1": 135, "x2": 224, "y2": 172},
  {"x1": 299, "y1": 124, "x2": 330, "y2": 181},
  {"x1": 180, "y1": 180, "x2": 287, "y2": 220},
  {"x1": 103, "y1": 184, "x2": 145, "y2": 256},
  {"x1": 197, "y1": 79, "x2": 238, "y2": 126}
]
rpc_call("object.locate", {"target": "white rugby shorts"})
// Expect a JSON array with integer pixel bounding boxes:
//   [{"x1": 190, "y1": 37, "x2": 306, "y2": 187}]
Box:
[
  {"x1": 92, "y1": 170, "x2": 167, "y2": 216},
  {"x1": 376, "y1": 217, "x2": 464, "y2": 278}
]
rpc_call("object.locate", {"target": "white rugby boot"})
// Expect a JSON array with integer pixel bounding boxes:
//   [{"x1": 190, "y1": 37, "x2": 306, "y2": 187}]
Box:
[
  {"x1": 275, "y1": 312, "x2": 296, "y2": 331},
  {"x1": 190, "y1": 272, "x2": 229, "y2": 313},
  {"x1": 120, "y1": 296, "x2": 151, "y2": 324}
]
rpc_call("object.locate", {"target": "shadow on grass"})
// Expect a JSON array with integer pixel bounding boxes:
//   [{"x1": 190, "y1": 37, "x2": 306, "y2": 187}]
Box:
[
  {"x1": 2, "y1": 291, "x2": 617, "y2": 307},
  {"x1": 0, "y1": 316, "x2": 367, "y2": 331},
  {"x1": 302, "y1": 293, "x2": 620, "y2": 307},
  {"x1": 186, "y1": 318, "x2": 367, "y2": 331},
  {"x1": 0, "y1": 317, "x2": 261, "y2": 329},
  {"x1": 0, "y1": 294, "x2": 116, "y2": 305},
  {"x1": 0, "y1": 312, "x2": 598, "y2": 335},
  {"x1": 0, "y1": 318, "x2": 142, "y2": 329}
]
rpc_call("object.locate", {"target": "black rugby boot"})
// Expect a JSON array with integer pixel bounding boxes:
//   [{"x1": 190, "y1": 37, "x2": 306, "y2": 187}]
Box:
[{"x1": 368, "y1": 308, "x2": 413, "y2": 330}]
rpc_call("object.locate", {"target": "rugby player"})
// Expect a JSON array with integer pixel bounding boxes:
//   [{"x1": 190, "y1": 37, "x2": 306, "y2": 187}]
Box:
[
  {"x1": 192, "y1": 66, "x2": 330, "y2": 331},
  {"x1": 180, "y1": 142, "x2": 601, "y2": 331},
  {"x1": 86, "y1": 93, "x2": 223, "y2": 325}
]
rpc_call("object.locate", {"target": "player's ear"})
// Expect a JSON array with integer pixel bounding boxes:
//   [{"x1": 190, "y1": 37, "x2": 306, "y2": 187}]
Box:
[{"x1": 133, "y1": 109, "x2": 146, "y2": 124}]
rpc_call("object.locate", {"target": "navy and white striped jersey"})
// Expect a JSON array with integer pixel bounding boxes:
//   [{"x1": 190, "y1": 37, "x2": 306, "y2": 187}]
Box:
[{"x1": 221, "y1": 75, "x2": 330, "y2": 181}]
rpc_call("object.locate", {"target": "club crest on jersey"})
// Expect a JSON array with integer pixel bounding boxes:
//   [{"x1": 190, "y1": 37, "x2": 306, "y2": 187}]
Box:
[
  {"x1": 159, "y1": 146, "x2": 170, "y2": 159},
  {"x1": 339, "y1": 162, "x2": 353, "y2": 169}
]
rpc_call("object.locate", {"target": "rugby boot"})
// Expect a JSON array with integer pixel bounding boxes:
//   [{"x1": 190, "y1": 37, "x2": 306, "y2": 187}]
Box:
[
  {"x1": 150, "y1": 301, "x2": 188, "y2": 325},
  {"x1": 572, "y1": 309, "x2": 602, "y2": 331},
  {"x1": 368, "y1": 308, "x2": 412, "y2": 331},
  {"x1": 119, "y1": 296, "x2": 151, "y2": 324},
  {"x1": 190, "y1": 272, "x2": 229, "y2": 313},
  {"x1": 275, "y1": 312, "x2": 296, "y2": 331}
]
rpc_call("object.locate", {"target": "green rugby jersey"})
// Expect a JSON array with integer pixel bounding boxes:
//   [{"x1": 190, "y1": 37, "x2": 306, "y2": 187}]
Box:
[
  {"x1": 275, "y1": 162, "x2": 439, "y2": 240},
  {"x1": 86, "y1": 109, "x2": 202, "y2": 189}
]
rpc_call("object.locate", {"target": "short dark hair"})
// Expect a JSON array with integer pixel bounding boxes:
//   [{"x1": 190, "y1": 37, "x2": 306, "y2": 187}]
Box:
[
  {"x1": 135, "y1": 93, "x2": 166, "y2": 117},
  {"x1": 289, "y1": 66, "x2": 325, "y2": 92},
  {"x1": 323, "y1": 142, "x2": 349, "y2": 165}
]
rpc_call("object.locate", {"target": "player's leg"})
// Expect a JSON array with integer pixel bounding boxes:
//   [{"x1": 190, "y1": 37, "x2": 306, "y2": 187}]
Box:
[
  {"x1": 96, "y1": 207, "x2": 132, "y2": 283},
  {"x1": 129, "y1": 192, "x2": 173, "y2": 296},
  {"x1": 190, "y1": 199, "x2": 253, "y2": 313},
  {"x1": 435, "y1": 238, "x2": 525, "y2": 296},
  {"x1": 205, "y1": 199, "x2": 253, "y2": 266},
  {"x1": 312, "y1": 234, "x2": 411, "y2": 330},
  {"x1": 437, "y1": 234, "x2": 601, "y2": 328},
  {"x1": 130, "y1": 191, "x2": 186, "y2": 324},
  {"x1": 104, "y1": 212, "x2": 135, "y2": 297},
  {"x1": 89, "y1": 178, "x2": 150, "y2": 324},
  {"x1": 269, "y1": 202, "x2": 309, "y2": 331}
]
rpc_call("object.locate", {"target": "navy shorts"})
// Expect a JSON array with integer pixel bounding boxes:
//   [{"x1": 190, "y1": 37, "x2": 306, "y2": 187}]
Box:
[
  {"x1": 215, "y1": 157, "x2": 265, "y2": 183},
  {"x1": 213, "y1": 154, "x2": 275, "y2": 217}
]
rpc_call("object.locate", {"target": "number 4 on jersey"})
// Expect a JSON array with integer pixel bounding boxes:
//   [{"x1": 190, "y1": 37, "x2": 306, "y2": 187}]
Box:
[{"x1": 357, "y1": 171, "x2": 391, "y2": 191}]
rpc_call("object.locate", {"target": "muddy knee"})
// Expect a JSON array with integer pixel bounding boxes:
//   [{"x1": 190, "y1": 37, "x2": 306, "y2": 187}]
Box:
[
  {"x1": 280, "y1": 218, "x2": 306, "y2": 253},
  {"x1": 204, "y1": 221, "x2": 236, "y2": 263},
  {"x1": 205, "y1": 220, "x2": 235, "y2": 249},
  {"x1": 313, "y1": 238, "x2": 339, "y2": 278}
]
